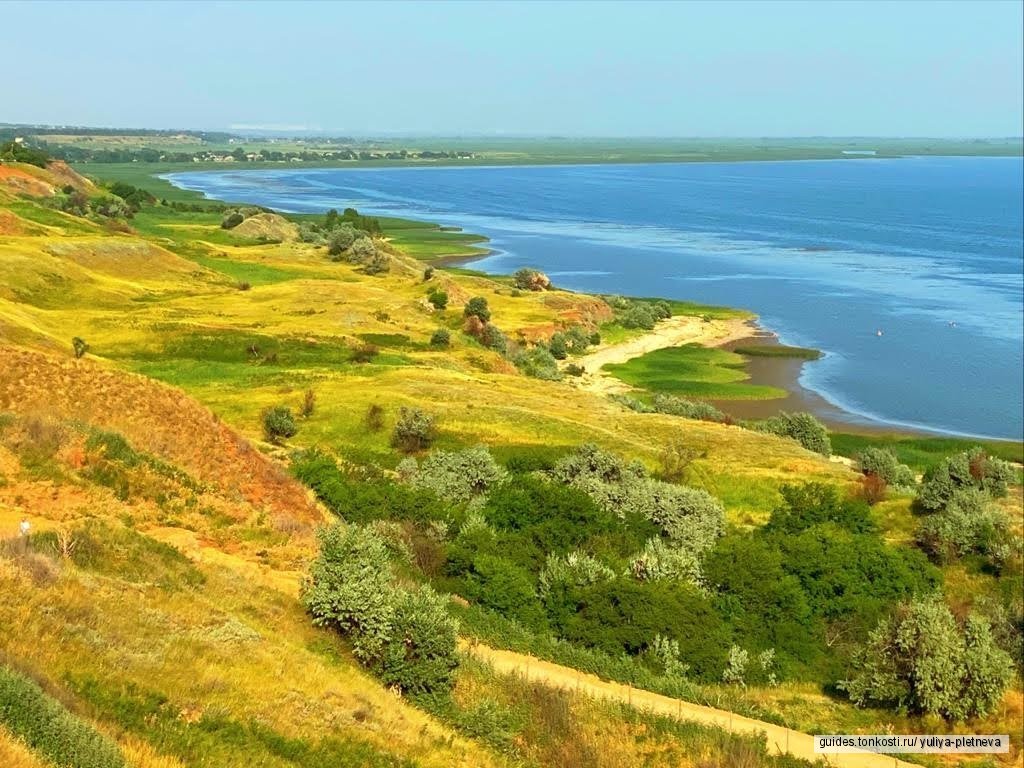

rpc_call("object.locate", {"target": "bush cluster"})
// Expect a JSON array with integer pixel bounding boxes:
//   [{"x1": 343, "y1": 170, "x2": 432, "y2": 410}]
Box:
[
  {"x1": 754, "y1": 411, "x2": 831, "y2": 456},
  {"x1": 304, "y1": 524, "x2": 459, "y2": 693},
  {"x1": 262, "y1": 405, "x2": 297, "y2": 444},
  {"x1": 607, "y1": 297, "x2": 672, "y2": 330},
  {"x1": 391, "y1": 406, "x2": 438, "y2": 453},
  {"x1": 842, "y1": 595, "x2": 1013, "y2": 720}
]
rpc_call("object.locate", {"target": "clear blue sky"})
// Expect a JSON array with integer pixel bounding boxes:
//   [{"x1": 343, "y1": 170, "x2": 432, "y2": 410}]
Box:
[{"x1": 4, "y1": 0, "x2": 1022, "y2": 136}]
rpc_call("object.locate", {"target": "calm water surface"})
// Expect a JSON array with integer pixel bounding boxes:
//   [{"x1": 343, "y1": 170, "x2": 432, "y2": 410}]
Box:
[{"x1": 167, "y1": 157, "x2": 1024, "y2": 439}]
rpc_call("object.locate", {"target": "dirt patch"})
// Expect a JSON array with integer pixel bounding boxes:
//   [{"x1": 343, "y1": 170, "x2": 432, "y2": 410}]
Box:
[
  {"x1": 0, "y1": 166, "x2": 54, "y2": 197},
  {"x1": 232, "y1": 213, "x2": 300, "y2": 242}
]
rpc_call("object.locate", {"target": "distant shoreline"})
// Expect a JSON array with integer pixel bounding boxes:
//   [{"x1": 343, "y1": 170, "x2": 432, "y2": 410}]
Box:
[{"x1": 154, "y1": 165, "x2": 1022, "y2": 445}]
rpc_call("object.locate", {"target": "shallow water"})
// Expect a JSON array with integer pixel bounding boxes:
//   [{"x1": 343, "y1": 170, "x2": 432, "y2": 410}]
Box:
[{"x1": 167, "y1": 157, "x2": 1024, "y2": 439}]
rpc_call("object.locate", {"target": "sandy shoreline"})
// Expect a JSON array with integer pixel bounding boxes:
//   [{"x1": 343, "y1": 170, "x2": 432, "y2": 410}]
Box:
[{"x1": 571, "y1": 313, "x2": 946, "y2": 438}]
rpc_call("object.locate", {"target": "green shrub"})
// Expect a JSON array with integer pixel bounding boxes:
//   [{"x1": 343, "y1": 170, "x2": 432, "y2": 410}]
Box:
[
  {"x1": 916, "y1": 488, "x2": 1014, "y2": 565},
  {"x1": 564, "y1": 363, "x2": 585, "y2": 376},
  {"x1": 856, "y1": 447, "x2": 915, "y2": 488},
  {"x1": 427, "y1": 288, "x2": 448, "y2": 310},
  {"x1": 423, "y1": 266, "x2": 435, "y2": 281},
  {"x1": 72, "y1": 336, "x2": 89, "y2": 359},
  {"x1": 765, "y1": 483, "x2": 874, "y2": 535},
  {"x1": 917, "y1": 448, "x2": 1016, "y2": 512},
  {"x1": 0, "y1": 665, "x2": 126, "y2": 768},
  {"x1": 362, "y1": 249, "x2": 390, "y2": 275},
  {"x1": 480, "y1": 324, "x2": 508, "y2": 354},
  {"x1": 651, "y1": 394, "x2": 724, "y2": 422},
  {"x1": 554, "y1": 579, "x2": 727, "y2": 677},
  {"x1": 704, "y1": 534, "x2": 816, "y2": 667},
  {"x1": 460, "y1": 554, "x2": 548, "y2": 630},
  {"x1": 304, "y1": 524, "x2": 458, "y2": 693},
  {"x1": 292, "y1": 449, "x2": 447, "y2": 524},
  {"x1": 512, "y1": 345, "x2": 561, "y2": 380},
  {"x1": 365, "y1": 403, "x2": 385, "y2": 432},
  {"x1": 262, "y1": 406, "x2": 297, "y2": 444},
  {"x1": 221, "y1": 211, "x2": 244, "y2": 229},
  {"x1": 564, "y1": 326, "x2": 592, "y2": 354},
  {"x1": 429, "y1": 328, "x2": 450, "y2": 348},
  {"x1": 326, "y1": 225, "x2": 356, "y2": 257},
  {"x1": 391, "y1": 406, "x2": 437, "y2": 453},
  {"x1": 548, "y1": 333, "x2": 568, "y2": 360},
  {"x1": 404, "y1": 445, "x2": 506, "y2": 503},
  {"x1": 842, "y1": 595, "x2": 1013, "y2": 720},
  {"x1": 463, "y1": 297, "x2": 491, "y2": 322},
  {"x1": 755, "y1": 412, "x2": 831, "y2": 456},
  {"x1": 512, "y1": 268, "x2": 549, "y2": 291}
]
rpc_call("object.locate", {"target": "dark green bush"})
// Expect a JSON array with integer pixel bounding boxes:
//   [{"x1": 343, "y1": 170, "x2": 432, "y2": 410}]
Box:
[
  {"x1": 429, "y1": 328, "x2": 451, "y2": 348},
  {"x1": 292, "y1": 449, "x2": 447, "y2": 524},
  {"x1": 221, "y1": 211, "x2": 244, "y2": 229},
  {"x1": 427, "y1": 288, "x2": 448, "y2": 310},
  {"x1": 754, "y1": 412, "x2": 831, "y2": 456},
  {"x1": 262, "y1": 406, "x2": 297, "y2": 443},
  {"x1": 917, "y1": 447, "x2": 1016, "y2": 511},
  {"x1": 0, "y1": 665, "x2": 126, "y2": 768},
  {"x1": 463, "y1": 297, "x2": 491, "y2": 322},
  {"x1": 548, "y1": 333, "x2": 568, "y2": 360}
]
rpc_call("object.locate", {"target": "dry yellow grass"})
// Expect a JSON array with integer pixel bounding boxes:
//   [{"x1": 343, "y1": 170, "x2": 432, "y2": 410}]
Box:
[{"x1": 0, "y1": 726, "x2": 49, "y2": 768}]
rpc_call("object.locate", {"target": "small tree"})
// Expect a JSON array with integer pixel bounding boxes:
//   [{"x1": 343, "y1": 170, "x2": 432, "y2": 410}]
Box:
[
  {"x1": 857, "y1": 447, "x2": 915, "y2": 488},
  {"x1": 917, "y1": 448, "x2": 1016, "y2": 511},
  {"x1": 463, "y1": 296, "x2": 491, "y2": 323},
  {"x1": 326, "y1": 226, "x2": 356, "y2": 258},
  {"x1": 756, "y1": 412, "x2": 831, "y2": 456},
  {"x1": 262, "y1": 406, "x2": 298, "y2": 444},
  {"x1": 350, "y1": 237, "x2": 376, "y2": 264},
  {"x1": 429, "y1": 328, "x2": 451, "y2": 348},
  {"x1": 71, "y1": 337, "x2": 89, "y2": 359},
  {"x1": 548, "y1": 332, "x2": 568, "y2": 360},
  {"x1": 722, "y1": 645, "x2": 749, "y2": 686},
  {"x1": 391, "y1": 407, "x2": 437, "y2": 453},
  {"x1": 427, "y1": 289, "x2": 448, "y2": 310},
  {"x1": 363, "y1": 250, "x2": 390, "y2": 275},
  {"x1": 842, "y1": 595, "x2": 1013, "y2": 720},
  {"x1": 480, "y1": 324, "x2": 508, "y2": 354}
]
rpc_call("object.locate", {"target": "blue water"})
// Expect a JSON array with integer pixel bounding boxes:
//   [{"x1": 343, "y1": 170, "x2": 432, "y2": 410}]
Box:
[{"x1": 166, "y1": 157, "x2": 1024, "y2": 440}]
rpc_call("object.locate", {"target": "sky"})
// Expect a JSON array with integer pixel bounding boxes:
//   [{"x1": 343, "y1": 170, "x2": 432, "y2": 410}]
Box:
[{"x1": 3, "y1": 0, "x2": 1022, "y2": 137}]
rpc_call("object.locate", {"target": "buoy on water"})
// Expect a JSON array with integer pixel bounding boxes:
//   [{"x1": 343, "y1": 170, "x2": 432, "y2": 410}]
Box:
[{"x1": 876, "y1": 329, "x2": 883, "y2": 337}]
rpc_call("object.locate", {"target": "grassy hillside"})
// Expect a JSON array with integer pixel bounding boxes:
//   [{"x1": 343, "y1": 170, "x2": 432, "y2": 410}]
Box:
[{"x1": 0, "y1": 159, "x2": 1020, "y2": 767}]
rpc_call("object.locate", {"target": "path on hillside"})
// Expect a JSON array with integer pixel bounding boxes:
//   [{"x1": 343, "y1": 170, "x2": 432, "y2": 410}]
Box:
[
  {"x1": 572, "y1": 316, "x2": 754, "y2": 396},
  {"x1": 463, "y1": 641, "x2": 920, "y2": 768}
]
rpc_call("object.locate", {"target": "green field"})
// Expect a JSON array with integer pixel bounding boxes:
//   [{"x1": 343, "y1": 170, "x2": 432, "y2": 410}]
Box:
[
  {"x1": 831, "y1": 432, "x2": 1024, "y2": 470},
  {"x1": 733, "y1": 344, "x2": 822, "y2": 360},
  {"x1": 604, "y1": 344, "x2": 787, "y2": 400}
]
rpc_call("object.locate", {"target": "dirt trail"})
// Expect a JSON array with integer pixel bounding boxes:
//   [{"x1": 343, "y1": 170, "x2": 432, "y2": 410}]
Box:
[
  {"x1": 572, "y1": 316, "x2": 755, "y2": 396},
  {"x1": 464, "y1": 642, "x2": 920, "y2": 768}
]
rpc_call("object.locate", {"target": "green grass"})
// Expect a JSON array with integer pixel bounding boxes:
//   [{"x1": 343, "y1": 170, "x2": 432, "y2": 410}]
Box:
[
  {"x1": 733, "y1": 344, "x2": 821, "y2": 360},
  {"x1": 384, "y1": 225, "x2": 489, "y2": 262},
  {"x1": 69, "y1": 675, "x2": 410, "y2": 768},
  {"x1": 831, "y1": 433, "x2": 1024, "y2": 471},
  {"x1": 0, "y1": 665, "x2": 126, "y2": 768},
  {"x1": 189, "y1": 255, "x2": 308, "y2": 286},
  {"x1": 604, "y1": 344, "x2": 786, "y2": 400}
]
